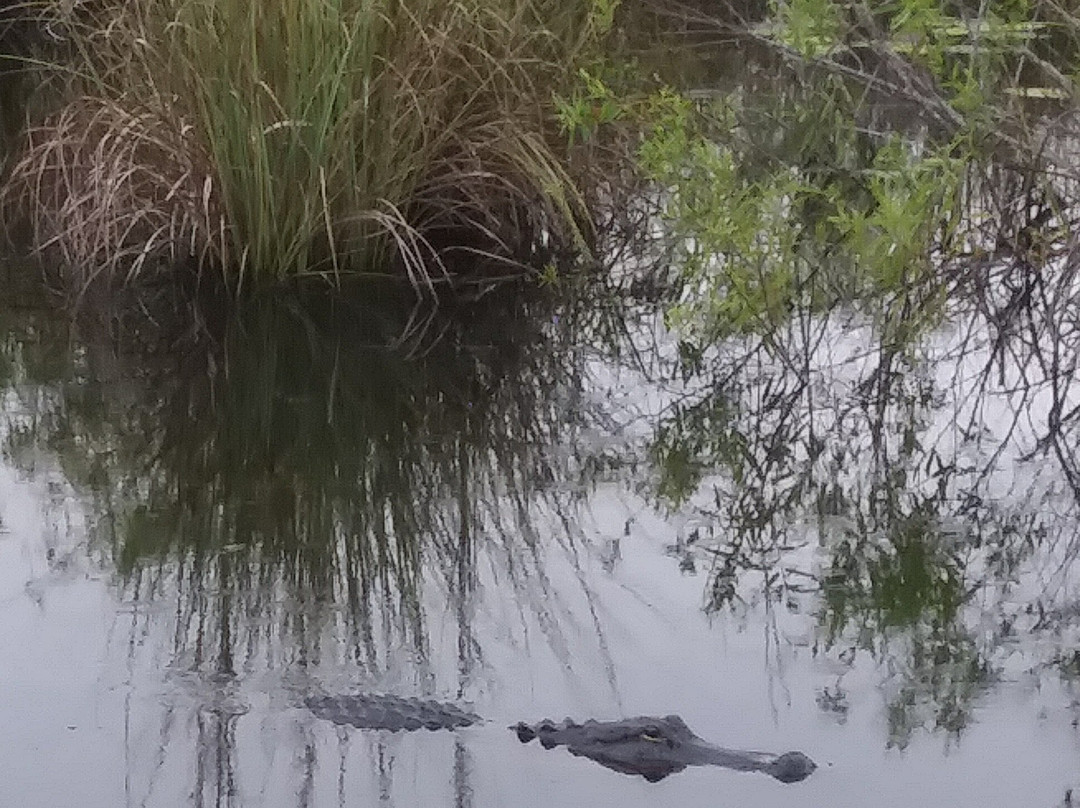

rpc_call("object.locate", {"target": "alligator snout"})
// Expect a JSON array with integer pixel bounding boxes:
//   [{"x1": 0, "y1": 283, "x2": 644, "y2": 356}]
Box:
[{"x1": 767, "y1": 751, "x2": 818, "y2": 783}]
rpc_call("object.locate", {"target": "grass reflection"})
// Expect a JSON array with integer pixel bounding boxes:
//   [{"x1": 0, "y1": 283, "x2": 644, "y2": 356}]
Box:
[{"x1": 2, "y1": 279, "x2": 625, "y2": 682}]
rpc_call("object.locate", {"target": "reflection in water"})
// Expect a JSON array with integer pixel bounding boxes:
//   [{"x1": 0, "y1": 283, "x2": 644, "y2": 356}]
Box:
[
  {"x1": 15, "y1": 285, "x2": 608, "y2": 672},
  {"x1": 1, "y1": 268, "x2": 1079, "y2": 804},
  {"x1": 651, "y1": 287, "x2": 1080, "y2": 748},
  {"x1": 454, "y1": 737, "x2": 473, "y2": 808},
  {"x1": 195, "y1": 701, "x2": 240, "y2": 808},
  {"x1": 0, "y1": 279, "x2": 648, "y2": 805}
]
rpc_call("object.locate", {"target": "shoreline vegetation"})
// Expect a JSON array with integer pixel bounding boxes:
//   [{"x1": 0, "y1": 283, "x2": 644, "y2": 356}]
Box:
[
  {"x1": 0, "y1": 0, "x2": 619, "y2": 295},
  {"x1": 0, "y1": 0, "x2": 1079, "y2": 322}
]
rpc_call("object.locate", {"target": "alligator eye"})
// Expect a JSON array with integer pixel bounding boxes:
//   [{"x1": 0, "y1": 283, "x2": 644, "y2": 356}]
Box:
[{"x1": 641, "y1": 731, "x2": 663, "y2": 742}]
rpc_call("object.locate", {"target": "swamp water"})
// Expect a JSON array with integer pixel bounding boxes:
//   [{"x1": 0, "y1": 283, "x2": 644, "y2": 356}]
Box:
[{"x1": 0, "y1": 280, "x2": 1077, "y2": 808}]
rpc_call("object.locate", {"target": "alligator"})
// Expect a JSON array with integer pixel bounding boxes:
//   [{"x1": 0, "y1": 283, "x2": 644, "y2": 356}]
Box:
[
  {"x1": 513, "y1": 715, "x2": 816, "y2": 783},
  {"x1": 304, "y1": 694, "x2": 817, "y2": 784}
]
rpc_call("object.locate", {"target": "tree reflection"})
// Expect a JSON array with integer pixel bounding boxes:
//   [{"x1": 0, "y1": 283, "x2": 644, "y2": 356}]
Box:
[{"x1": 652, "y1": 281, "x2": 1076, "y2": 744}]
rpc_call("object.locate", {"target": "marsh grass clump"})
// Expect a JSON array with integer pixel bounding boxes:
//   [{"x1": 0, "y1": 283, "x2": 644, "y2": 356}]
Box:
[{"x1": 5, "y1": 0, "x2": 611, "y2": 290}]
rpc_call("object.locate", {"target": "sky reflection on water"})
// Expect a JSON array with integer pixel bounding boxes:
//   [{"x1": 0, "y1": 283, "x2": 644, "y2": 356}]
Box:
[{"x1": 0, "y1": 288, "x2": 1078, "y2": 807}]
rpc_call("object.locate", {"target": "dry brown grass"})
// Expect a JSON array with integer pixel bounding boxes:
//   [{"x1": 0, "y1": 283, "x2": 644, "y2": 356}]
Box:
[{"x1": 6, "y1": 95, "x2": 227, "y2": 290}]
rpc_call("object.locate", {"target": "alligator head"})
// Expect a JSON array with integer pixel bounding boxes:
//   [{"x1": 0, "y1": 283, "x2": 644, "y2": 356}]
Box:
[{"x1": 514, "y1": 715, "x2": 816, "y2": 784}]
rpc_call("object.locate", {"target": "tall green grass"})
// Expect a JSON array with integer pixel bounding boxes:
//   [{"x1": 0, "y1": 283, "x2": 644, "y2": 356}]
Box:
[{"x1": 5, "y1": 0, "x2": 613, "y2": 289}]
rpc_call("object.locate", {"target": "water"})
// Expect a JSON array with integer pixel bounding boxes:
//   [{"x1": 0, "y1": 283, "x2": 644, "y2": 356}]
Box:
[{"x1": 0, "y1": 281, "x2": 1078, "y2": 807}]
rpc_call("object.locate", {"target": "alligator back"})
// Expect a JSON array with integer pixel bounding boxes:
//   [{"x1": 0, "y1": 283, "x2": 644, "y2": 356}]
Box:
[{"x1": 305, "y1": 693, "x2": 481, "y2": 731}]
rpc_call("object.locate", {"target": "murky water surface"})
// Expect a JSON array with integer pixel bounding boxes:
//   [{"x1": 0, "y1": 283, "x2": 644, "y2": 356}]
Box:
[{"x1": 0, "y1": 284, "x2": 1078, "y2": 807}]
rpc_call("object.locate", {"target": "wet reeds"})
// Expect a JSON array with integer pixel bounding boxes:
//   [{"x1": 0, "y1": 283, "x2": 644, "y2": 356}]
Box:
[{"x1": 3, "y1": 0, "x2": 606, "y2": 290}]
